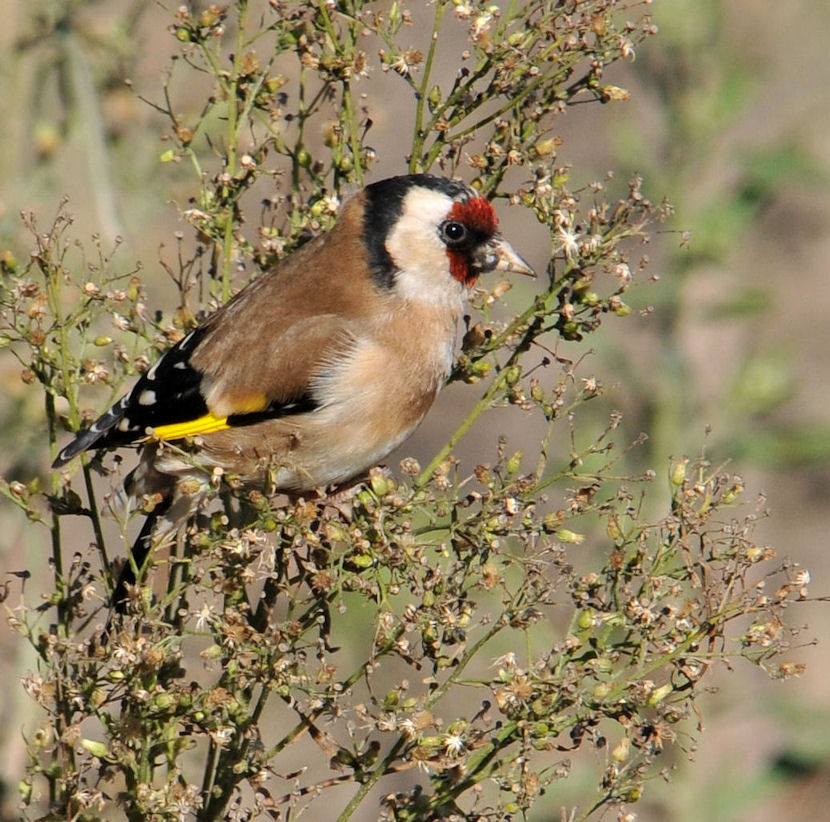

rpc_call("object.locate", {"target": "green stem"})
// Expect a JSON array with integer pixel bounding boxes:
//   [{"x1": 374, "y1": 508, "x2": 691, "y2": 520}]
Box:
[
  {"x1": 337, "y1": 738, "x2": 407, "y2": 822},
  {"x1": 338, "y1": 619, "x2": 505, "y2": 820},
  {"x1": 418, "y1": 37, "x2": 589, "y2": 173},
  {"x1": 416, "y1": 372, "x2": 507, "y2": 488},
  {"x1": 426, "y1": 622, "x2": 503, "y2": 710},
  {"x1": 433, "y1": 719, "x2": 519, "y2": 806},
  {"x1": 410, "y1": 1, "x2": 447, "y2": 172},
  {"x1": 44, "y1": 391, "x2": 68, "y2": 632},
  {"x1": 416, "y1": 300, "x2": 552, "y2": 487},
  {"x1": 342, "y1": 77, "x2": 364, "y2": 185},
  {"x1": 450, "y1": 270, "x2": 570, "y2": 379},
  {"x1": 535, "y1": 413, "x2": 558, "y2": 483},
  {"x1": 315, "y1": 1, "x2": 364, "y2": 185},
  {"x1": 292, "y1": 64, "x2": 308, "y2": 195},
  {"x1": 82, "y1": 462, "x2": 108, "y2": 567},
  {"x1": 263, "y1": 638, "x2": 394, "y2": 763},
  {"x1": 200, "y1": 738, "x2": 220, "y2": 806},
  {"x1": 219, "y1": 1, "x2": 250, "y2": 301}
]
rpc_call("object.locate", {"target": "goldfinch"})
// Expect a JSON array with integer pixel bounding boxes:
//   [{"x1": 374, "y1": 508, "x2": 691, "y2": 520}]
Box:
[
  {"x1": 55, "y1": 174, "x2": 532, "y2": 485},
  {"x1": 53, "y1": 174, "x2": 532, "y2": 607}
]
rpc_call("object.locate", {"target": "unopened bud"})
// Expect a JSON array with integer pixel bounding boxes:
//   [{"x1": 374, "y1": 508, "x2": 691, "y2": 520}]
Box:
[
  {"x1": 80, "y1": 739, "x2": 110, "y2": 759},
  {"x1": 611, "y1": 737, "x2": 630, "y2": 762},
  {"x1": 506, "y1": 451, "x2": 523, "y2": 475},
  {"x1": 647, "y1": 683, "x2": 673, "y2": 706},
  {"x1": 670, "y1": 458, "x2": 688, "y2": 488}
]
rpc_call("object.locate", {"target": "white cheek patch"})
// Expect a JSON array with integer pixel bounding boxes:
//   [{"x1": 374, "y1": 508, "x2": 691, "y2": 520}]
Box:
[{"x1": 386, "y1": 188, "x2": 465, "y2": 308}]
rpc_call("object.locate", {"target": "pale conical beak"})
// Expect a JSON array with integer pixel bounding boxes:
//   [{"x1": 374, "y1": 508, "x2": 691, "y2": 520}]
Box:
[{"x1": 473, "y1": 235, "x2": 536, "y2": 278}]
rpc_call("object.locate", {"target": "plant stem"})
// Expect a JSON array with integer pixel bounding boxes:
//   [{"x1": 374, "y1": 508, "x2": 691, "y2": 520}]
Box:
[
  {"x1": 82, "y1": 462, "x2": 108, "y2": 567},
  {"x1": 410, "y1": 1, "x2": 447, "y2": 172},
  {"x1": 219, "y1": 2, "x2": 250, "y2": 301},
  {"x1": 315, "y1": 1, "x2": 365, "y2": 186},
  {"x1": 416, "y1": 303, "x2": 550, "y2": 486},
  {"x1": 337, "y1": 738, "x2": 407, "y2": 822}
]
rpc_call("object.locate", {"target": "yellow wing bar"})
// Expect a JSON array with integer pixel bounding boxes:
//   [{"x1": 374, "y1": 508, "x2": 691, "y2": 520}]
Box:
[{"x1": 152, "y1": 413, "x2": 230, "y2": 441}]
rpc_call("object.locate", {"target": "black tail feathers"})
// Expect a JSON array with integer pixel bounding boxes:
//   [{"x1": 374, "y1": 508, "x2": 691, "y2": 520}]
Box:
[{"x1": 52, "y1": 395, "x2": 131, "y2": 468}]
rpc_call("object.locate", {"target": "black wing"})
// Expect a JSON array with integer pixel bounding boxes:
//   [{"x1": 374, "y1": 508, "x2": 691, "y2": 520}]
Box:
[{"x1": 53, "y1": 327, "x2": 210, "y2": 467}]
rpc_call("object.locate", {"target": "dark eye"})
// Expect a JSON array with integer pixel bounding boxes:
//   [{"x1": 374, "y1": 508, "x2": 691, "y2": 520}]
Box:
[{"x1": 440, "y1": 220, "x2": 468, "y2": 245}]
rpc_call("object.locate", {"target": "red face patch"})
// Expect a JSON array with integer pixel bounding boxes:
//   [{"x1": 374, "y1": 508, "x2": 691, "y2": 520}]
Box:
[
  {"x1": 447, "y1": 196, "x2": 498, "y2": 285},
  {"x1": 449, "y1": 196, "x2": 498, "y2": 236}
]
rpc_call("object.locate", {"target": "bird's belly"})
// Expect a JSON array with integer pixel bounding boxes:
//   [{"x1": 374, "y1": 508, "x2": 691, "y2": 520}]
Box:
[
  {"x1": 274, "y1": 409, "x2": 423, "y2": 490},
  {"x1": 272, "y1": 330, "x2": 447, "y2": 488},
  {"x1": 192, "y1": 341, "x2": 446, "y2": 491}
]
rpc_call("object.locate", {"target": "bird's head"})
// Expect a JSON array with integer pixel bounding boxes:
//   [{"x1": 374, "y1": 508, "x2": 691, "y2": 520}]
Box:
[{"x1": 359, "y1": 174, "x2": 533, "y2": 305}]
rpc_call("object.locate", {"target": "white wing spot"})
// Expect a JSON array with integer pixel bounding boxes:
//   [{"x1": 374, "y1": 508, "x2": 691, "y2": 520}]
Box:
[
  {"x1": 138, "y1": 390, "x2": 157, "y2": 406},
  {"x1": 118, "y1": 418, "x2": 131, "y2": 432}
]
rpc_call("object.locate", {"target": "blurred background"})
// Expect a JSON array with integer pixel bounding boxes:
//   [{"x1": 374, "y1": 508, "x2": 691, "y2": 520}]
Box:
[{"x1": 0, "y1": 1, "x2": 827, "y2": 819}]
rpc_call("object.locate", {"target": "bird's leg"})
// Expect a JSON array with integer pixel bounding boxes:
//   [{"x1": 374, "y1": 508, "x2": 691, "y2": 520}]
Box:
[
  {"x1": 110, "y1": 493, "x2": 174, "y2": 614},
  {"x1": 111, "y1": 511, "x2": 157, "y2": 614}
]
